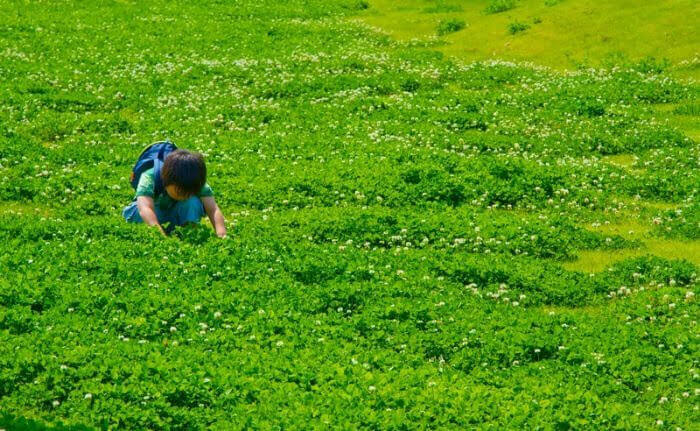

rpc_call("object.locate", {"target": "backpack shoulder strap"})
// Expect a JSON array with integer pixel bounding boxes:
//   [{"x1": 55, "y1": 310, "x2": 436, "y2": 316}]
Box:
[
  {"x1": 152, "y1": 140, "x2": 175, "y2": 197},
  {"x1": 153, "y1": 157, "x2": 165, "y2": 198}
]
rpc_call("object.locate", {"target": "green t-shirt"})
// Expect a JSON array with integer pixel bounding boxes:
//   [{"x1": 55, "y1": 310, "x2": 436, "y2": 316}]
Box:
[{"x1": 135, "y1": 168, "x2": 213, "y2": 210}]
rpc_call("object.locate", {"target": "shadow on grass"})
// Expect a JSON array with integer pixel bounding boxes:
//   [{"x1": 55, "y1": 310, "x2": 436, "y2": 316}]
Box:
[
  {"x1": 0, "y1": 412, "x2": 95, "y2": 431},
  {"x1": 170, "y1": 223, "x2": 216, "y2": 245}
]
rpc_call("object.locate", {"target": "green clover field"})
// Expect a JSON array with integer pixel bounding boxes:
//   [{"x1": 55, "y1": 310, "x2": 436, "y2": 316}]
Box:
[{"x1": 0, "y1": 0, "x2": 698, "y2": 429}]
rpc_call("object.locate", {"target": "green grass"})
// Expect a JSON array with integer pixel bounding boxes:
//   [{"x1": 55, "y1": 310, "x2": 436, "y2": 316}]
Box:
[
  {"x1": 436, "y1": 18, "x2": 466, "y2": 35},
  {"x1": 485, "y1": 0, "x2": 517, "y2": 15},
  {"x1": 507, "y1": 21, "x2": 530, "y2": 34},
  {"x1": 0, "y1": 0, "x2": 698, "y2": 429}
]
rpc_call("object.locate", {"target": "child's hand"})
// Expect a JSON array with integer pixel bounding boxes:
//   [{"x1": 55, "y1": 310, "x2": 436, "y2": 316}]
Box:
[
  {"x1": 157, "y1": 224, "x2": 169, "y2": 237},
  {"x1": 201, "y1": 196, "x2": 227, "y2": 239}
]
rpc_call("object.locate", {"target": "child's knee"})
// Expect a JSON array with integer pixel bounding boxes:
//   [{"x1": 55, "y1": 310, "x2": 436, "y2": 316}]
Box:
[{"x1": 122, "y1": 202, "x2": 143, "y2": 223}]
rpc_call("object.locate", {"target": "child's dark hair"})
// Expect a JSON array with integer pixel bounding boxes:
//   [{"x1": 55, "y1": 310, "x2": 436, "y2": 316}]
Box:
[{"x1": 161, "y1": 149, "x2": 207, "y2": 196}]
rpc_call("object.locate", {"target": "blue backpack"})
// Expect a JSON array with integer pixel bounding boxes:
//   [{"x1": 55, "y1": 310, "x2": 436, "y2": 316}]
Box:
[{"x1": 129, "y1": 140, "x2": 177, "y2": 197}]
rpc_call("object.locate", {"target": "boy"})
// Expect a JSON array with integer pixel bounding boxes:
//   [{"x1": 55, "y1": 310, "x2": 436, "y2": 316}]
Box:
[{"x1": 122, "y1": 149, "x2": 227, "y2": 238}]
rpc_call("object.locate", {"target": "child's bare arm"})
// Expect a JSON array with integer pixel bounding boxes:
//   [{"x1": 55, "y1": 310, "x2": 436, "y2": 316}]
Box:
[
  {"x1": 136, "y1": 196, "x2": 167, "y2": 236},
  {"x1": 201, "y1": 196, "x2": 227, "y2": 238}
]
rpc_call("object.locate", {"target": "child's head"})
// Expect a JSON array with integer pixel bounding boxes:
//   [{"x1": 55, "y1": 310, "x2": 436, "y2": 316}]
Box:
[{"x1": 161, "y1": 149, "x2": 207, "y2": 201}]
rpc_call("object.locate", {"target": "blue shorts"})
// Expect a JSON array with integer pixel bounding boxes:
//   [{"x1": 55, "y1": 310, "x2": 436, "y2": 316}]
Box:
[{"x1": 122, "y1": 197, "x2": 205, "y2": 232}]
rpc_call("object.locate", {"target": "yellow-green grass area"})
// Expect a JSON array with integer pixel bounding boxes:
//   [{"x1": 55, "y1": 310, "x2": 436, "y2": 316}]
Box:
[
  {"x1": 563, "y1": 196, "x2": 700, "y2": 272},
  {"x1": 600, "y1": 154, "x2": 637, "y2": 168},
  {"x1": 600, "y1": 153, "x2": 645, "y2": 176},
  {"x1": 565, "y1": 221, "x2": 700, "y2": 273},
  {"x1": 653, "y1": 102, "x2": 700, "y2": 142},
  {"x1": 0, "y1": 201, "x2": 52, "y2": 217},
  {"x1": 359, "y1": 0, "x2": 699, "y2": 76},
  {"x1": 566, "y1": 239, "x2": 700, "y2": 273}
]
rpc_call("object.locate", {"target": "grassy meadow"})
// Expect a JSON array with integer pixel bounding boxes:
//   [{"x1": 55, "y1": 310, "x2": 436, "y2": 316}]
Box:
[{"x1": 0, "y1": 0, "x2": 698, "y2": 429}]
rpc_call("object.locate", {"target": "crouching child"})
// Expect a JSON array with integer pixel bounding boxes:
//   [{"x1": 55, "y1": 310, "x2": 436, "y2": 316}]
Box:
[{"x1": 122, "y1": 142, "x2": 227, "y2": 238}]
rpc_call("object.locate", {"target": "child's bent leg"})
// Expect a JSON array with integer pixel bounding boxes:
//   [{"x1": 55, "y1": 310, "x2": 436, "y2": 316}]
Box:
[
  {"x1": 122, "y1": 201, "x2": 143, "y2": 223},
  {"x1": 123, "y1": 201, "x2": 170, "y2": 226},
  {"x1": 174, "y1": 197, "x2": 205, "y2": 226}
]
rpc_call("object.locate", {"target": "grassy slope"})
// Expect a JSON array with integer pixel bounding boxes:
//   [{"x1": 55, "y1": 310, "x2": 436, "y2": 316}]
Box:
[{"x1": 361, "y1": 0, "x2": 700, "y2": 73}]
